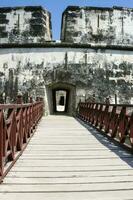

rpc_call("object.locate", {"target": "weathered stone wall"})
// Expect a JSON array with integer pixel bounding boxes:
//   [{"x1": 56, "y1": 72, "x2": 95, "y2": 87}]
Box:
[
  {"x1": 0, "y1": 5, "x2": 132, "y2": 114},
  {"x1": 0, "y1": 46, "x2": 133, "y2": 110},
  {"x1": 0, "y1": 6, "x2": 52, "y2": 44},
  {"x1": 61, "y1": 6, "x2": 133, "y2": 46}
]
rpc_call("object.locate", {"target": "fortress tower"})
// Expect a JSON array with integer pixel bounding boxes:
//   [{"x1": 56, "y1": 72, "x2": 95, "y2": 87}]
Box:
[
  {"x1": 61, "y1": 6, "x2": 133, "y2": 46},
  {"x1": 0, "y1": 6, "x2": 52, "y2": 44}
]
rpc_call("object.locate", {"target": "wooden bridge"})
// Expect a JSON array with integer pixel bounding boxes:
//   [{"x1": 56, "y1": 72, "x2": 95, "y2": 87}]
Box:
[{"x1": 0, "y1": 101, "x2": 133, "y2": 199}]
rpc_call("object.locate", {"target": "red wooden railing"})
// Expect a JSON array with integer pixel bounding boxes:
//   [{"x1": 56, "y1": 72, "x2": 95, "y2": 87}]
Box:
[
  {"x1": 0, "y1": 101, "x2": 44, "y2": 182},
  {"x1": 77, "y1": 102, "x2": 133, "y2": 149}
]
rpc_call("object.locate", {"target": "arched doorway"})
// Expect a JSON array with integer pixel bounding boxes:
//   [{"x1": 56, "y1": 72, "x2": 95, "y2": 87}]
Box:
[
  {"x1": 46, "y1": 82, "x2": 76, "y2": 115},
  {"x1": 52, "y1": 89, "x2": 69, "y2": 113}
]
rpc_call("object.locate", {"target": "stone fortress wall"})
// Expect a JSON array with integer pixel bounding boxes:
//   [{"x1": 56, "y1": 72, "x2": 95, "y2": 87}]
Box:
[{"x1": 0, "y1": 5, "x2": 133, "y2": 114}]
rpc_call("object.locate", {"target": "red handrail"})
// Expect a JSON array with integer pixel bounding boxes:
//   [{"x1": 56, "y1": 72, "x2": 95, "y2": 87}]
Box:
[
  {"x1": 0, "y1": 101, "x2": 44, "y2": 182},
  {"x1": 77, "y1": 102, "x2": 133, "y2": 149}
]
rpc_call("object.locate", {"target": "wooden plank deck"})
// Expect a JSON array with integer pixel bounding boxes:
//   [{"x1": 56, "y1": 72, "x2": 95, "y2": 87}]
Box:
[{"x1": 0, "y1": 116, "x2": 133, "y2": 200}]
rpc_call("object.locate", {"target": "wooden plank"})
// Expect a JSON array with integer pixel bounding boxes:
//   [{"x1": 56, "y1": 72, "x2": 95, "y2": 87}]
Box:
[{"x1": 1, "y1": 191, "x2": 133, "y2": 200}]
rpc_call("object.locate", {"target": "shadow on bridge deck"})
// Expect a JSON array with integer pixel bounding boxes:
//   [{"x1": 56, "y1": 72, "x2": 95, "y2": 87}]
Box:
[{"x1": 77, "y1": 118, "x2": 133, "y2": 168}]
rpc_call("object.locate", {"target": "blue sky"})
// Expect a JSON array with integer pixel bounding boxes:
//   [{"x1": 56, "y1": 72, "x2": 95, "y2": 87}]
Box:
[{"x1": 0, "y1": 0, "x2": 133, "y2": 40}]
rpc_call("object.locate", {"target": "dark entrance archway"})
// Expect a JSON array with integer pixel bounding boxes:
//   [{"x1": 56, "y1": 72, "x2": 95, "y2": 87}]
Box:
[
  {"x1": 46, "y1": 82, "x2": 76, "y2": 115},
  {"x1": 52, "y1": 88, "x2": 69, "y2": 113}
]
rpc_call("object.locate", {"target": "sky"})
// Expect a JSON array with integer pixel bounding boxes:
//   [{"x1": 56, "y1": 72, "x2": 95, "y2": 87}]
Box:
[{"x1": 0, "y1": 0, "x2": 133, "y2": 40}]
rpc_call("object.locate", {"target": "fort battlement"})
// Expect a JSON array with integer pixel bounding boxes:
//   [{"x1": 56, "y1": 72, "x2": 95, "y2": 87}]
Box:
[
  {"x1": 61, "y1": 6, "x2": 133, "y2": 46},
  {"x1": 0, "y1": 6, "x2": 52, "y2": 44}
]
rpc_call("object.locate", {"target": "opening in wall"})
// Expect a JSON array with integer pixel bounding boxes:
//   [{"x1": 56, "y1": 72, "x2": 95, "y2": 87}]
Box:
[
  {"x1": 52, "y1": 89, "x2": 69, "y2": 114},
  {"x1": 56, "y1": 90, "x2": 66, "y2": 112}
]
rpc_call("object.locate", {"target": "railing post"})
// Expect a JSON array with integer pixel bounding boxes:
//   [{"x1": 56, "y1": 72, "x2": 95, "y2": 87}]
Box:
[
  {"x1": 29, "y1": 97, "x2": 33, "y2": 103},
  {"x1": 118, "y1": 106, "x2": 127, "y2": 143},
  {"x1": 0, "y1": 110, "x2": 4, "y2": 179},
  {"x1": 16, "y1": 94, "x2": 23, "y2": 104},
  {"x1": 129, "y1": 112, "x2": 133, "y2": 145}
]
